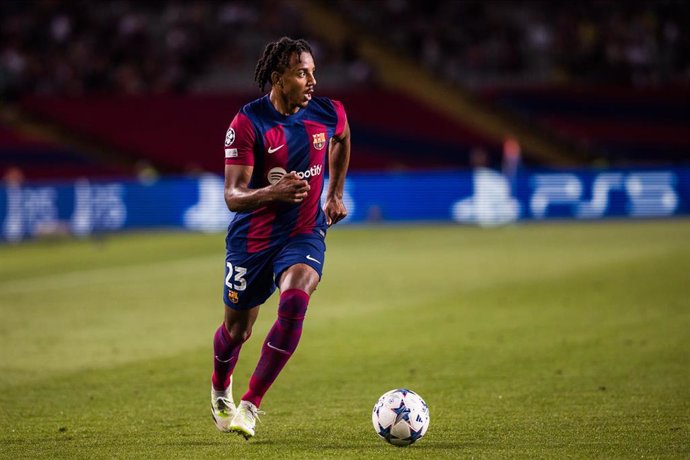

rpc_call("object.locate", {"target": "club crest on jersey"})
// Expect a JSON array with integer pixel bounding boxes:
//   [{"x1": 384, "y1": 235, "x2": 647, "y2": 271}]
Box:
[
  {"x1": 225, "y1": 127, "x2": 235, "y2": 146},
  {"x1": 312, "y1": 132, "x2": 326, "y2": 150},
  {"x1": 227, "y1": 290, "x2": 239, "y2": 304}
]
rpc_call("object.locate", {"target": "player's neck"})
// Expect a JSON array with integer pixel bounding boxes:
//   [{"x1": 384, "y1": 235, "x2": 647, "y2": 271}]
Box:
[{"x1": 269, "y1": 89, "x2": 301, "y2": 116}]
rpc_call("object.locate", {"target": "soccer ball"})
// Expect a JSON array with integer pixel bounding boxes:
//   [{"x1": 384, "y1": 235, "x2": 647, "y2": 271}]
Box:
[{"x1": 372, "y1": 388, "x2": 430, "y2": 447}]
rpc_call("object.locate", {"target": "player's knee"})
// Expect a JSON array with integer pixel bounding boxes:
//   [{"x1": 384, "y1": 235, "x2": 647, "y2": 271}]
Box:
[
  {"x1": 278, "y1": 289, "x2": 309, "y2": 322},
  {"x1": 224, "y1": 322, "x2": 253, "y2": 344},
  {"x1": 237, "y1": 329, "x2": 252, "y2": 343}
]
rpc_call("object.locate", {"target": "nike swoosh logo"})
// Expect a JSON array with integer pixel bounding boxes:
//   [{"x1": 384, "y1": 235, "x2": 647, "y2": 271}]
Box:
[
  {"x1": 214, "y1": 355, "x2": 235, "y2": 364},
  {"x1": 306, "y1": 254, "x2": 321, "y2": 264},
  {"x1": 267, "y1": 144, "x2": 284, "y2": 154},
  {"x1": 266, "y1": 342, "x2": 291, "y2": 355}
]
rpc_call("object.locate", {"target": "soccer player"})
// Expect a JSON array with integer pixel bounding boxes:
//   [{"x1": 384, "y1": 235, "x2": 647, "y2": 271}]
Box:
[{"x1": 210, "y1": 37, "x2": 351, "y2": 439}]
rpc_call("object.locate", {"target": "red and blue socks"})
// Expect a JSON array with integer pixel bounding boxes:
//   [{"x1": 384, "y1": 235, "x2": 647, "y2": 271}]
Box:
[
  {"x1": 211, "y1": 323, "x2": 244, "y2": 391},
  {"x1": 242, "y1": 289, "x2": 309, "y2": 407}
]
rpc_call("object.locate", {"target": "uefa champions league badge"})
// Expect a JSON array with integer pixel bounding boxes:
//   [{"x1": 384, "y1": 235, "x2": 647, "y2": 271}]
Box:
[{"x1": 225, "y1": 127, "x2": 235, "y2": 146}]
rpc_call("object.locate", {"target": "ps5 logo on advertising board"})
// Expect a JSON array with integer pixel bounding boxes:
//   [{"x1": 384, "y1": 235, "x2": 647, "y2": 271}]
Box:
[
  {"x1": 2, "y1": 180, "x2": 126, "y2": 242},
  {"x1": 530, "y1": 171, "x2": 679, "y2": 218}
]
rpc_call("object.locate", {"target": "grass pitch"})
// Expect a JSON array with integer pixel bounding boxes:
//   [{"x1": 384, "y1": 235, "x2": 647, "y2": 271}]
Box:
[{"x1": 1, "y1": 220, "x2": 689, "y2": 459}]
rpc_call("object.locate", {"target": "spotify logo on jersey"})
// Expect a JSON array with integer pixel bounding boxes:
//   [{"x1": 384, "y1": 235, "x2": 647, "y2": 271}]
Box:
[
  {"x1": 267, "y1": 165, "x2": 322, "y2": 185},
  {"x1": 268, "y1": 167, "x2": 287, "y2": 184}
]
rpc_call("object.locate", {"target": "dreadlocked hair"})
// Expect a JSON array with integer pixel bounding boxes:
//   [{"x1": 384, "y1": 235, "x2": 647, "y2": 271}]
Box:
[{"x1": 254, "y1": 37, "x2": 313, "y2": 92}]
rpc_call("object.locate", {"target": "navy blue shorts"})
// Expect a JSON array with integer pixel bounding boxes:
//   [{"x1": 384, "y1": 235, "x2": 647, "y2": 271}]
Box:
[{"x1": 223, "y1": 232, "x2": 326, "y2": 310}]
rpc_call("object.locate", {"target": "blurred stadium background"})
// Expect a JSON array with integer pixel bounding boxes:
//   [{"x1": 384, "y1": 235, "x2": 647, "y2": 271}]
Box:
[{"x1": 1, "y1": 0, "x2": 688, "y2": 239}]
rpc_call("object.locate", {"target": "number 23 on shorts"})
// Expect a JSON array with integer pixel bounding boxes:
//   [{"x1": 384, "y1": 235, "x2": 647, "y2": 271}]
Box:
[{"x1": 225, "y1": 262, "x2": 247, "y2": 291}]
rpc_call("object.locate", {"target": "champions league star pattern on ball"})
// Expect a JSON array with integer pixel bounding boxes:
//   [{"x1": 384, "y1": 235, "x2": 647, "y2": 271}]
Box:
[
  {"x1": 372, "y1": 389, "x2": 430, "y2": 447},
  {"x1": 224, "y1": 94, "x2": 347, "y2": 253}
]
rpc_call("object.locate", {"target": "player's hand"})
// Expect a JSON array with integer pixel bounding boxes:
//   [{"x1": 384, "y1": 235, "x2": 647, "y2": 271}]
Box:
[
  {"x1": 323, "y1": 196, "x2": 347, "y2": 226},
  {"x1": 272, "y1": 172, "x2": 310, "y2": 203}
]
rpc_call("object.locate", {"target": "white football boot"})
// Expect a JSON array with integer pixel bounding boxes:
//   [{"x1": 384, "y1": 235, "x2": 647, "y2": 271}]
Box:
[
  {"x1": 210, "y1": 380, "x2": 236, "y2": 432},
  {"x1": 229, "y1": 400, "x2": 263, "y2": 439}
]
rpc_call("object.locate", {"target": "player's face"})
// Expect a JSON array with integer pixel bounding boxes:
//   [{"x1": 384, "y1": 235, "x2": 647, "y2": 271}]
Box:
[{"x1": 280, "y1": 52, "x2": 316, "y2": 111}]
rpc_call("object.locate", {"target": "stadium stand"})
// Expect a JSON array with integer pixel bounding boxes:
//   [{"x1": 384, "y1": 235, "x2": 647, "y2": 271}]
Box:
[
  {"x1": 328, "y1": 0, "x2": 688, "y2": 88},
  {"x1": 19, "y1": 89, "x2": 498, "y2": 175},
  {"x1": 0, "y1": 114, "x2": 130, "y2": 181},
  {"x1": 324, "y1": 0, "x2": 690, "y2": 166},
  {"x1": 481, "y1": 85, "x2": 689, "y2": 166},
  {"x1": 1, "y1": 0, "x2": 687, "y2": 181}
]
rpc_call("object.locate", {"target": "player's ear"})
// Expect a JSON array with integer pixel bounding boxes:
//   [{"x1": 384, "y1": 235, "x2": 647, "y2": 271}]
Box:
[{"x1": 271, "y1": 71, "x2": 282, "y2": 88}]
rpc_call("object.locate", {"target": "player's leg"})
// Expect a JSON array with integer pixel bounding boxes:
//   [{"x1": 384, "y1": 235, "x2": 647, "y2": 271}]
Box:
[
  {"x1": 212, "y1": 305, "x2": 260, "y2": 391},
  {"x1": 211, "y1": 306, "x2": 259, "y2": 431},
  {"x1": 241, "y1": 233, "x2": 325, "y2": 412},
  {"x1": 231, "y1": 264, "x2": 318, "y2": 438},
  {"x1": 241, "y1": 264, "x2": 318, "y2": 406},
  {"x1": 230, "y1": 235, "x2": 325, "y2": 438},
  {"x1": 213, "y1": 248, "x2": 276, "y2": 432}
]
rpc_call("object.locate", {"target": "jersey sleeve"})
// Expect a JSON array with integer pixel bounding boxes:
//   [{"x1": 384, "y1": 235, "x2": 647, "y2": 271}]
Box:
[
  {"x1": 331, "y1": 99, "x2": 348, "y2": 139},
  {"x1": 224, "y1": 111, "x2": 255, "y2": 166}
]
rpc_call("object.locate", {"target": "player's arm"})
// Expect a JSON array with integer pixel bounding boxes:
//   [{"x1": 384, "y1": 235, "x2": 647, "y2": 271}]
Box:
[
  {"x1": 324, "y1": 120, "x2": 351, "y2": 226},
  {"x1": 224, "y1": 165, "x2": 311, "y2": 213}
]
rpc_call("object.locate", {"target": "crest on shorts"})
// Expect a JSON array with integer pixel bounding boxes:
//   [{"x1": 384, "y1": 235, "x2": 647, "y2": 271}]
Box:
[
  {"x1": 227, "y1": 290, "x2": 239, "y2": 304},
  {"x1": 312, "y1": 132, "x2": 326, "y2": 150},
  {"x1": 225, "y1": 127, "x2": 235, "y2": 146}
]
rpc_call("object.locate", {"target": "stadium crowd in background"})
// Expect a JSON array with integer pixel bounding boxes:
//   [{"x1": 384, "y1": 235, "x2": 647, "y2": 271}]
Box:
[
  {"x1": 1, "y1": 0, "x2": 688, "y2": 100},
  {"x1": 334, "y1": 0, "x2": 689, "y2": 88},
  {"x1": 0, "y1": 0, "x2": 369, "y2": 99}
]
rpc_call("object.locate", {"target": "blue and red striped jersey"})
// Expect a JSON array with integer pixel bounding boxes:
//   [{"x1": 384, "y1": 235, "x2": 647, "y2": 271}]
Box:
[{"x1": 224, "y1": 95, "x2": 347, "y2": 253}]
